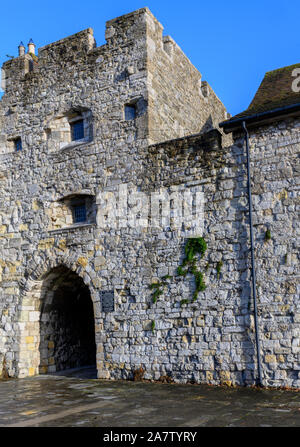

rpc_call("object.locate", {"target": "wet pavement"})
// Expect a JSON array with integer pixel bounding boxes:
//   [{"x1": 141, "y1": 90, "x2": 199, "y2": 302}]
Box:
[{"x1": 1, "y1": 366, "x2": 300, "y2": 427}]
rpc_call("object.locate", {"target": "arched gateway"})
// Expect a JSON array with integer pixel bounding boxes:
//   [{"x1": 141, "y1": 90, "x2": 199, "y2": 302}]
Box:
[{"x1": 17, "y1": 265, "x2": 97, "y2": 378}]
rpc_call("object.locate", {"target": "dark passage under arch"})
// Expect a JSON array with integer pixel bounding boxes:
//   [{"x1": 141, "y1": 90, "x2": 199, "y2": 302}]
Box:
[{"x1": 39, "y1": 266, "x2": 96, "y2": 374}]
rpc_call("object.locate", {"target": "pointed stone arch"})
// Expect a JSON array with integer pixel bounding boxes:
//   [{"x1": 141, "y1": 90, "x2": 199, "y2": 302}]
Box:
[{"x1": 17, "y1": 255, "x2": 100, "y2": 378}]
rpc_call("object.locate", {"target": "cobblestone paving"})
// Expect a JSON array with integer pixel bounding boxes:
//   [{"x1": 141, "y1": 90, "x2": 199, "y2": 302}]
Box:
[{"x1": 1, "y1": 367, "x2": 300, "y2": 427}]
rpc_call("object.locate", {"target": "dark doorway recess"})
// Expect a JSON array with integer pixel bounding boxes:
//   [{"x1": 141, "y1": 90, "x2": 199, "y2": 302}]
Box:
[{"x1": 39, "y1": 266, "x2": 96, "y2": 375}]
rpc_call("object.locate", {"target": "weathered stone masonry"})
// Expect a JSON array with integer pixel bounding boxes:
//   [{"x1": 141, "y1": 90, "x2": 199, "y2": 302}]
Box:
[{"x1": 0, "y1": 7, "x2": 299, "y2": 387}]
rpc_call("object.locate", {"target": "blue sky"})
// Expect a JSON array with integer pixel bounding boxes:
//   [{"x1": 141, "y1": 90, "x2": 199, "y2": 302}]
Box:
[{"x1": 1, "y1": 0, "x2": 299, "y2": 115}]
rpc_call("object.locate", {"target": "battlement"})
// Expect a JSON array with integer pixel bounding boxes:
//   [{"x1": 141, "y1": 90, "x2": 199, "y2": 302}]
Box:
[
  {"x1": 38, "y1": 28, "x2": 96, "y2": 60},
  {"x1": 0, "y1": 7, "x2": 228, "y2": 145},
  {"x1": 0, "y1": 8, "x2": 163, "y2": 97}
]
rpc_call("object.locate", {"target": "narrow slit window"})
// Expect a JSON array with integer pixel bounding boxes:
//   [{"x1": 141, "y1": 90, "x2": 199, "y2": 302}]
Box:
[
  {"x1": 71, "y1": 119, "x2": 84, "y2": 141},
  {"x1": 73, "y1": 204, "x2": 87, "y2": 223},
  {"x1": 14, "y1": 138, "x2": 22, "y2": 152},
  {"x1": 124, "y1": 105, "x2": 136, "y2": 121}
]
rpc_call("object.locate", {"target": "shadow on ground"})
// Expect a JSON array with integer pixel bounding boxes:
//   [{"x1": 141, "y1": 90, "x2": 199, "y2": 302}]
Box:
[{"x1": 47, "y1": 365, "x2": 97, "y2": 379}]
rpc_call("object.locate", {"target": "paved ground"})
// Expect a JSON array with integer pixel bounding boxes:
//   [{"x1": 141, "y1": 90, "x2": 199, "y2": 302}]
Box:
[{"x1": 1, "y1": 366, "x2": 300, "y2": 427}]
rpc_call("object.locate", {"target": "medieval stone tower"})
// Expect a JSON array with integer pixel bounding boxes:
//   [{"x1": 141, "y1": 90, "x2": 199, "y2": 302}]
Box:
[{"x1": 0, "y1": 8, "x2": 299, "y2": 388}]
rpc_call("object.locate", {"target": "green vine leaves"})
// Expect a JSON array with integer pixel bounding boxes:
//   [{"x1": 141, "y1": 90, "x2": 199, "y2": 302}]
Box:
[
  {"x1": 177, "y1": 237, "x2": 207, "y2": 304},
  {"x1": 149, "y1": 237, "x2": 215, "y2": 307},
  {"x1": 149, "y1": 275, "x2": 172, "y2": 304}
]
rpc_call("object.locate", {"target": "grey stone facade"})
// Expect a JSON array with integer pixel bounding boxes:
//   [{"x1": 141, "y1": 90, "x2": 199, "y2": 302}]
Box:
[{"x1": 0, "y1": 8, "x2": 299, "y2": 387}]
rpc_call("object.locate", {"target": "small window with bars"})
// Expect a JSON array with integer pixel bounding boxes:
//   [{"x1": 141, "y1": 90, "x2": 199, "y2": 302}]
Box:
[
  {"x1": 14, "y1": 138, "x2": 22, "y2": 152},
  {"x1": 71, "y1": 119, "x2": 84, "y2": 141},
  {"x1": 73, "y1": 203, "x2": 87, "y2": 223},
  {"x1": 124, "y1": 104, "x2": 136, "y2": 121}
]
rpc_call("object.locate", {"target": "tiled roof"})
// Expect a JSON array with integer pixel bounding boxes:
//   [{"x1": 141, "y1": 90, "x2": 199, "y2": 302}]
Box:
[{"x1": 220, "y1": 63, "x2": 300, "y2": 130}]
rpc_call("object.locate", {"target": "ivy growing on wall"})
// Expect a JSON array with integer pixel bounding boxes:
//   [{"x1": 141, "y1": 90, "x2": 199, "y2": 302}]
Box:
[
  {"x1": 148, "y1": 237, "x2": 228, "y2": 335},
  {"x1": 216, "y1": 261, "x2": 223, "y2": 279},
  {"x1": 265, "y1": 229, "x2": 271, "y2": 241},
  {"x1": 177, "y1": 237, "x2": 207, "y2": 303},
  {"x1": 148, "y1": 237, "x2": 227, "y2": 332},
  {"x1": 151, "y1": 320, "x2": 155, "y2": 332},
  {"x1": 149, "y1": 275, "x2": 172, "y2": 304},
  {"x1": 150, "y1": 237, "x2": 208, "y2": 306}
]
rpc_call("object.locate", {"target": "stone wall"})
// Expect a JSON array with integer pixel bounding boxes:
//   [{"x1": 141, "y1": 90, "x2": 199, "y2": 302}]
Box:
[
  {"x1": 243, "y1": 118, "x2": 300, "y2": 386},
  {"x1": 0, "y1": 8, "x2": 151, "y2": 378},
  {"x1": 142, "y1": 118, "x2": 299, "y2": 387},
  {"x1": 145, "y1": 10, "x2": 229, "y2": 144},
  {"x1": 0, "y1": 8, "x2": 299, "y2": 387}
]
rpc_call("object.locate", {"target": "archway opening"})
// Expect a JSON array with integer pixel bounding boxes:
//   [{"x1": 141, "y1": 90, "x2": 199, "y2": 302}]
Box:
[{"x1": 39, "y1": 266, "x2": 96, "y2": 374}]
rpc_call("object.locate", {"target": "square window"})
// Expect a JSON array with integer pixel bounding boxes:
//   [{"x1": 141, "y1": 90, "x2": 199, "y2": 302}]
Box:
[
  {"x1": 14, "y1": 138, "x2": 22, "y2": 152},
  {"x1": 71, "y1": 120, "x2": 84, "y2": 141},
  {"x1": 73, "y1": 204, "x2": 86, "y2": 223},
  {"x1": 124, "y1": 105, "x2": 136, "y2": 121}
]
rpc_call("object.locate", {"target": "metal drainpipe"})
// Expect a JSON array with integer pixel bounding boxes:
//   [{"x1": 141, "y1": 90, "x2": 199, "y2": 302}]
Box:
[{"x1": 242, "y1": 121, "x2": 263, "y2": 387}]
